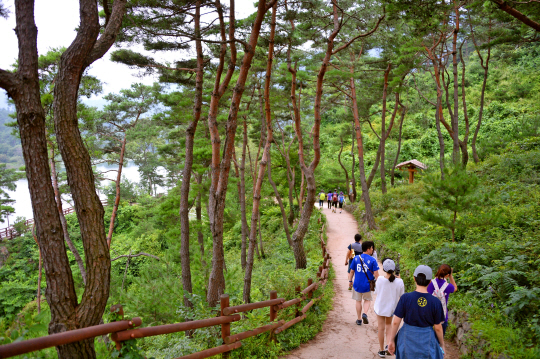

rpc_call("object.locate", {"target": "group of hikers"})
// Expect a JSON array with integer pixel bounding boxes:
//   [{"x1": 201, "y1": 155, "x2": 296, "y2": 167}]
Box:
[
  {"x1": 319, "y1": 189, "x2": 346, "y2": 213},
  {"x1": 345, "y1": 234, "x2": 457, "y2": 358}
]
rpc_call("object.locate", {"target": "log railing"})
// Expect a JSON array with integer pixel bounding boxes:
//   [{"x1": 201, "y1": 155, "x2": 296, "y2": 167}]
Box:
[
  {"x1": 0, "y1": 218, "x2": 330, "y2": 359},
  {"x1": 0, "y1": 200, "x2": 108, "y2": 241}
]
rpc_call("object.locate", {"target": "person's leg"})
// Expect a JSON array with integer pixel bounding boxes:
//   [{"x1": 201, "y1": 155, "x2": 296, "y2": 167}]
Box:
[
  {"x1": 362, "y1": 298, "x2": 371, "y2": 314},
  {"x1": 384, "y1": 316, "x2": 393, "y2": 351},
  {"x1": 356, "y1": 300, "x2": 362, "y2": 320},
  {"x1": 442, "y1": 321, "x2": 448, "y2": 336},
  {"x1": 377, "y1": 315, "x2": 386, "y2": 351}
]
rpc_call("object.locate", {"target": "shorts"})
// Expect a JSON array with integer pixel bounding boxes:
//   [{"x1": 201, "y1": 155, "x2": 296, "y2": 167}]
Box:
[
  {"x1": 332, "y1": 201, "x2": 338, "y2": 207},
  {"x1": 338, "y1": 202, "x2": 343, "y2": 208},
  {"x1": 352, "y1": 289, "x2": 372, "y2": 301}
]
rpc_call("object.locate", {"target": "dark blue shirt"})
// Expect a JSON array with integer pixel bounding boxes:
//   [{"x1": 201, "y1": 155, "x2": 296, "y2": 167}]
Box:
[
  {"x1": 394, "y1": 291, "x2": 445, "y2": 328},
  {"x1": 351, "y1": 253, "x2": 379, "y2": 293}
]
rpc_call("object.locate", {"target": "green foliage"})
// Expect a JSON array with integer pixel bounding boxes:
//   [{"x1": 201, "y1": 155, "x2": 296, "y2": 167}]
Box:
[
  {"x1": 414, "y1": 167, "x2": 498, "y2": 241},
  {"x1": 351, "y1": 142, "x2": 540, "y2": 356}
]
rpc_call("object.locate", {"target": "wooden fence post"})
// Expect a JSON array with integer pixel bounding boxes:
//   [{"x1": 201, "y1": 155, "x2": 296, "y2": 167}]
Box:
[
  {"x1": 307, "y1": 278, "x2": 313, "y2": 299},
  {"x1": 221, "y1": 294, "x2": 230, "y2": 359},
  {"x1": 295, "y1": 286, "x2": 301, "y2": 317},
  {"x1": 270, "y1": 290, "x2": 277, "y2": 322}
]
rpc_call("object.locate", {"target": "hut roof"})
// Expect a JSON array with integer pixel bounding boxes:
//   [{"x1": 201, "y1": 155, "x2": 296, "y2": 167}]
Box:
[{"x1": 395, "y1": 159, "x2": 427, "y2": 170}]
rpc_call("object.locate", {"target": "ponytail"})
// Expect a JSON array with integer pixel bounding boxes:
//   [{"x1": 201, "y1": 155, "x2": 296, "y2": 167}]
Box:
[{"x1": 388, "y1": 270, "x2": 396, "y2": 283}]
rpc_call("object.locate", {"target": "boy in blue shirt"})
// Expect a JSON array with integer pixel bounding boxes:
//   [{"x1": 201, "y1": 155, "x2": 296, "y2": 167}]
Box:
[
  {"x1": 388, "y1": 265, "x2": 446, "y2": 358},
  {"x1": 348, "y1": 241, "x2": 379, "y2": 325}
]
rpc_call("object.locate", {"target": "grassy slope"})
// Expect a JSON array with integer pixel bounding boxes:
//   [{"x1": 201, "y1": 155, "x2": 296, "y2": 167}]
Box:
[{"x1": 348, "y1": 140, "x2": 540, "y2": 358}]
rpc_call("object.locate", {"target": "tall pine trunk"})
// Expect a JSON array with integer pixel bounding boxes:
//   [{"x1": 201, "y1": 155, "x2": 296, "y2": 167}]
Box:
[
  {"x1": 243, "y1": 2, "x2": 276, "y2": 303},
  {"x1": 179, "y1": 1, "x2": 204, "y2": 309},
  {"x1": 379, "y1": 64, "x2": 391, "y2": 194},
  {"x1": 349, "y1": 62, "x2": 377, "y2": 230},
  {"x1": 207, "y1": 0, "x2": 270, "y2": 306},
  {"x1": 49, "y1": 146, "x2": 87, "y2": 285}
]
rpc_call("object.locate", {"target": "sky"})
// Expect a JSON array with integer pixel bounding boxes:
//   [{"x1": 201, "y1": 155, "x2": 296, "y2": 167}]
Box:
[{"x1": 0, "y1": 0, "x2": 258, "y2": 109}]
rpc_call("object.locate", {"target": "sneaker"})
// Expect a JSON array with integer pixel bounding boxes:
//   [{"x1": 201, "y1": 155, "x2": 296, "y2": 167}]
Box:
[
  {"x1": 362, "y1": 313, "x2": 369, "y2": 324},
  {"x1": 378, "y1": 351, "x2": 386, "y2": 358},
  {"x1": 385, "y1": 345, "x2": 391, "y2": 356},
  {"x1": 355, "y1": 319, "x2": 362, "y2": 325}
]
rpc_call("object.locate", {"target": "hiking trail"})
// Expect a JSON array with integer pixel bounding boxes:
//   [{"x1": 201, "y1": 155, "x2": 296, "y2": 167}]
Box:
[{"x1": 283, "y1": 205, "x2": 459, "y2": 359}]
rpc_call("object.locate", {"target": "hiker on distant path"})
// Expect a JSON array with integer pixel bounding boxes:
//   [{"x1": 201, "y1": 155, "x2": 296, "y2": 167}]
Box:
[
  {"x1": 338, "y1": 191, "x2": 345, "y2": 214},
  {"x1": 374, "y1": 258, "x2": 404, "y2": 358},
  {"x1": 348, "y1": 241, "x2": 379, "y2": 325},
  {"x1": 427, "y1": 264, "x2": 457, "y2": 336},
  {"x1": 327, "y1": 191, "x2": 333, "y2": 209},
  {"x1": 319, "y1": 190, "x2": 326, "y2": 208},
  {"x1": 345, "y1": 234, "x2": 363, "y2": 289},
  {"x1": 331, "y1": 189, "x2": 338, "y2": 213},
  {"x1": 388, "y1": 265, "x2": 445, "y2": 358}
]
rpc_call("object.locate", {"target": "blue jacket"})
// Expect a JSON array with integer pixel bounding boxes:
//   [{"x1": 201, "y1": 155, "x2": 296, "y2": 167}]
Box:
[{"x1": 395, "y1": 323, "x2": 444, "y2": 359}]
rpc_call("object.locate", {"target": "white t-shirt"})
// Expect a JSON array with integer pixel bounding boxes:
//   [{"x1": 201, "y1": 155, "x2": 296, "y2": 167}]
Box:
[{"x1": 374, "y1": 276, "x2": 405, "y2": 317}]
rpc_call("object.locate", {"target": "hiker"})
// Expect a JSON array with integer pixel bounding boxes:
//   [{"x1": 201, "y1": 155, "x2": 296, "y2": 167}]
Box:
[
  {"x1": 387, "y1": 265, "x2": 445, "y2": 358},
  {"x1": 427, "y1": 264, "x2": 457, "y2": 336},
  {"x1": 327, "y1": 191, "x2": 333, "y2": 209},
  {"x1": 348, "y1": 241, "x2": 379, "y2": 325},
  {"x1": 338, "y1": 191, "x2": 345, "y2": 213},
  {"x1": 319, "y1": 190, "x2": 326, "y2": 208},
  {"x1": 345, "y1": 234, "x2": 363, "y2": 287},
  {"x1": 374, "y1": 258, "x2": 404, "y2": 358},
  {"x1": 331, "y1": 189, "x2": 338, "y2": 213}
]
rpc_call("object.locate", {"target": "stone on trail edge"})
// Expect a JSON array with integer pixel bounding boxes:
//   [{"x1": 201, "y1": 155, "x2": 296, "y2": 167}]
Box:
[{"x1": 282, "y1": 206, "x2": 459, "y2": 359}]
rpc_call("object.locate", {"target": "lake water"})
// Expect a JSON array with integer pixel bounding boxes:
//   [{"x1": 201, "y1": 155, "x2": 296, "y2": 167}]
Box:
[{"x1": 2, "y1": 164, "x2": 156, "y2": 227}]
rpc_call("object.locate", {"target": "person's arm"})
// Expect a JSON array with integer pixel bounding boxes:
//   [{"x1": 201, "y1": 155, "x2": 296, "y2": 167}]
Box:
[
  {"x1": 449, "y1": 268, "x2": 457, "y2": 292},
  {"x1": 345, "y1": 245, "x2": 351, "y2": 265},
  {"x1": 387, "y1": 315, "x2": 403, "y2": 355},
  {"x1": 434, "y1": 323, "x2": 445, "y2": 353},
  {"x1": 348, "y1": 267, "x2": 355, "y2": 283}
]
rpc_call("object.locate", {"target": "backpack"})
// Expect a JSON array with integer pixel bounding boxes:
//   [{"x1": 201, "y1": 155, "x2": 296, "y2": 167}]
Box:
[
  {"x1": 348, "y1": 244, "x2": 355, "y2": 260},
  {"x1": 339, "y1": 195, "x2": 344, "y2": 204},
  {"x1": 332, "y1": 193, "x2": 338, "y2": 201},
  {"x1": 431, "y1": 279, "x2": 449, "y2": 317},
  {"x1": 320, "y1": 193, "x2": 326, "y2": 200}
]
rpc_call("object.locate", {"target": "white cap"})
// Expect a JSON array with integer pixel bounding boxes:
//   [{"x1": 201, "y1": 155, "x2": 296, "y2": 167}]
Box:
[
  {"x1": 383, "y1": 259, "x2": 396, "y2": 272},
  {"x1": 413, "y1": 265, "x2": 433, "y2": 280}
]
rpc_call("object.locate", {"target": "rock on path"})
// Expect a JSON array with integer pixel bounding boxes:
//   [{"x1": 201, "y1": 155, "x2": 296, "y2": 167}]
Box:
[{"x1": 282, "y1": 205, "x2": 459, "y2": 359}]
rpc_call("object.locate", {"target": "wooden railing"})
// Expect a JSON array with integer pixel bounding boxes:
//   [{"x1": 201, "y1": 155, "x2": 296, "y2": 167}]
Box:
[
  {"x1": 0, "y1": 219, "x2": 331, "y2": 359},
  {"x1": 0, "y1": 200, "x2": 108, "y2": 241}
]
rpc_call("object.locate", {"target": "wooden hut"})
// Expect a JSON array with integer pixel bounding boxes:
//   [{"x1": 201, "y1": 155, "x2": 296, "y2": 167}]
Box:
[{"x1": 395, "y1": 159, "x2": 427, "y2": 184}]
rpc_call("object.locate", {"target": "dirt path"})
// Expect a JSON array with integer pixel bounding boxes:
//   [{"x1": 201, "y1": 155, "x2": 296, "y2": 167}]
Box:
[{"x1": 283, "y1": 205, "x2": 459, "y2": 359}]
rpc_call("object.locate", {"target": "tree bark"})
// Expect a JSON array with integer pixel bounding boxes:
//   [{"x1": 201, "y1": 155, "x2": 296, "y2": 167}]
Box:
[
  {"x1": 195, "y1": 173, "x2": 206, "y2": 268},
  {"x1": 451, "y1": 2, "x2": 461, "y2": 165},
  {"x1": 288, "y1": 3, "x2": 343, "y2": 269},
  {"x1": 379, "y1": 65, "x2": 391, "y2": 194},
  {"x1": 207, "y1": 0, "x2": 271, "y2": 307},
  {"x1": 239, "y1": 120, "x2": 249, "y2": 269},
  {"x1": 49, "y1": 146, "x2": 87, "y2": 285},
  {"x1": 179, "y1": 1, "x2": 204, "y2": 310},
  {"x1": 267, "y1": 153, "x2": 293, "y2": 247},
  {"x1": 1, "y1": 2, "x2": 126, "y2": 356},
  {"x1": 470, "y1": 20, "x2": 491, "y2": 163},
  {"x1": 490, "y1": 0, "x2": 540, "y2": 31},
  {"x1": 106, "y1": 136, "x2": 126, "y2": 248},
  {"x1": 338, "y1": 137, "x2": 350, "y2": 197},
  {"x1": 243, "y1": 2, "x2": 276, "y2": 303},
  {"x1": 51, "y1": 0, "x2": 126, "y2": 353},
  {"x1": 0, "y1": 1, "x2": 117, "y2": 357},
  {"x1": 349, "y1": 57, "x2": 377, "y2": 230},
  {"x1": 350, "y1": 123, "x2": 357, "y2": 202},
  {"x1": 391, "y1": 104, "x2": 407, "y2": 186}
]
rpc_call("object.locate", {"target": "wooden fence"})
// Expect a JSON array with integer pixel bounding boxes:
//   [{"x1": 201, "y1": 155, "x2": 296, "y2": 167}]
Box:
[
  {"x1": 0, "y1": 200, "x2": 108, "y2": 241},
  {"x1": 0, "y1": 219, "x2": 331, "y2": 359}
]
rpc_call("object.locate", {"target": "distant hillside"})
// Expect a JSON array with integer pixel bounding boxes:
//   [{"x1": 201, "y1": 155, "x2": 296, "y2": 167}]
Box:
[{"x1": 0, "y1": 108, "x2": 23, "y2": 169}]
